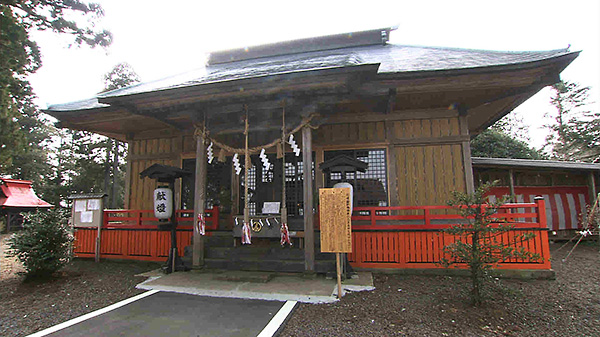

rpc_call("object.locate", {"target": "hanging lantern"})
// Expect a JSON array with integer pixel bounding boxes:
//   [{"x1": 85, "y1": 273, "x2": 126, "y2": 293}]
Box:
[{"x1": 154, "y1": 186, "x2": 173, "y2": 220}]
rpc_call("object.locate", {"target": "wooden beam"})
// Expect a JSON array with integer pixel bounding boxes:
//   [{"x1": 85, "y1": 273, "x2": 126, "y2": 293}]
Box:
[
  {"x1": 302, "y1": 126, "x2": 315, "y2": 272},
  {"x1": 324, "y1": 108, "x2": 458, "y2": 124},
  {"x1": 130, "y1": 152, "x2": 180, "y2": 161},
  {"x1": 193, "y1": 131, "x2": 207, "y2": 267},
  {"x1": 458, "y1": 108, "x2": 475, "y2": 193}
]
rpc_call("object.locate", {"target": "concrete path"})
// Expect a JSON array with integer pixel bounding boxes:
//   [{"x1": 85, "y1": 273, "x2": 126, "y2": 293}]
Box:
[
  {"x1": 30, "y1": 291, "x2": 290, "y2": 337},
  {"x1": 137, "y1": 270, "x2": 375, "y2": 303}
]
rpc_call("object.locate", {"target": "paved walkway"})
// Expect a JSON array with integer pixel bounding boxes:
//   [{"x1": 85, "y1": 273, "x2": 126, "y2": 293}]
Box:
[
  {"x1": 137, "y1": 270, "x2": 375, "y2": 303},
  {"x1": 28, "y1": 270, "x2": 374, "y2": 336},
  {"x1": 31, "y1": 291, "x2": 290, "y2": 337}
]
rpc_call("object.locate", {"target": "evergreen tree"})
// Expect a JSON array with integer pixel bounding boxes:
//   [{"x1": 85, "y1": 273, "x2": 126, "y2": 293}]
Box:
[
  {"x1": 545, "y1": 81, "x2": 596, "y2": 161},
  {"x1": 1, "y1": 0, "x2": 111, "y2": 194},
  {"x1": 471, "y1": 129, "x2": 545, "y2": 160}
]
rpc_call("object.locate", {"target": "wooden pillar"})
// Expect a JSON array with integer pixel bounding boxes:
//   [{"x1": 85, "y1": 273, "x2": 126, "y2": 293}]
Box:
[
  {"x1": 193, "y1": 130, "x2": 207, "y2": 267},
  {"x1": 458, "y1": 108, "x2": 475, "y2": 193},
  {"x1": 508, "y1": 169, "x2": 516, "y2": 202},
  {"x1": 589, "y1": 171, "x2": 598, "y2": 205},
  {"x1": 302, "y1": 126, "x2": 315, "y2": 272},
  {"x1": 123, "y1": 140, "x2": 133, "y2": 209},
  {"x1": 315, "y1": 148, "x2": 324, "y2": 190}
]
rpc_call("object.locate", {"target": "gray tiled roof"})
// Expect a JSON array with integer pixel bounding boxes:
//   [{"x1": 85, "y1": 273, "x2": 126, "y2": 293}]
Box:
[
  {"x1": 472, "y1": 157, "x2": 600, "y2": 171},
  {"x1": 47, "y1": 42, "x2": 572, "y2": 112}
]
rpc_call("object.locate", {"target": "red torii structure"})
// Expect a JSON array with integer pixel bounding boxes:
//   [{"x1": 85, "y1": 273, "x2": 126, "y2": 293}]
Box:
[{"x1": 0, "y1": 178, "x2": 52, "y2": 232}]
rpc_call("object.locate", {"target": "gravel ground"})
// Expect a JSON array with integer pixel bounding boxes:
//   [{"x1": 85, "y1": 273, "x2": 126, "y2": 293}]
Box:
[
  {"x1": 1, "y1": 233, "x2": 599, "y2": 336},
  {"x1": 0, "y1": 234, "x2": 160, "y2": 337},
  {"x1": 282, "y1": 241, "x2": 600, "y2": 336}
]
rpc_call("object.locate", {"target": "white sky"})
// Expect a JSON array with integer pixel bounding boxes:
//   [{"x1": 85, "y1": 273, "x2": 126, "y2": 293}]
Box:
[{"x1": 28, "y1": 0, "x2": 600, "y2": 149}]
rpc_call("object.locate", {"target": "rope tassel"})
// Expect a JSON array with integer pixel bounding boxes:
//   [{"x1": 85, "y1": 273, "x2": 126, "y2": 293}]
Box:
[
  {"x1": 196, "y1": 213, "x2": 206, "y2": 236},
  {"x1": 280, "y1": 222, "x2": 292, "y2": 247},
  {"x1": 242, "y1": 222, "x2": 252, "y2": 245}
]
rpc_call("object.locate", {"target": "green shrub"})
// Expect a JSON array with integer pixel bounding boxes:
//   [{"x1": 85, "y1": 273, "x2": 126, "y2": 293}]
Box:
[
  {"x1": 6, "y1": 208, "x2": 74, "y2": 278},
  {"x1": 441, "y1": 181, "x2": 540, "y2": 305}
]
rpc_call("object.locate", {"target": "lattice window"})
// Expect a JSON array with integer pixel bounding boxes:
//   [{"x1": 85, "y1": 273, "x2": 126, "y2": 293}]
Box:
[
  {"x1": 181, "y1": 159, "x2": 232, "y2": 212},
  {"x1": 238, "y1": 153, "x2": 314, "y2": 217},
  {"x1": 324, "y1": 149, "x2": 388, "y2": 208}
]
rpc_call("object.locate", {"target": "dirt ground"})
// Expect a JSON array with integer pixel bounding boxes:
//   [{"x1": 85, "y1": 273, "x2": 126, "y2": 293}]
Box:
[
  {"x1": 1, "y1": 234, "x2": 599, "y2": 336},
  {"x1": 282, "y1": 240, "x2": 600, "y2": 336},
  {"x1": 0, "y1": 234, "x2": 160, "y2": 337}
]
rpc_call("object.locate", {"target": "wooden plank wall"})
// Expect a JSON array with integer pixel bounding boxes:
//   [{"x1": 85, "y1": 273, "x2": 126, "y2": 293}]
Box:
[
  {"x1": 391, "y1": 118, "x2": 465, "y2": 207},
  {"x1": 314, "y1": 115, "x2": 467, "y2": 210},
  {"x1": 127, "y1": 137, "x2": 182, "y2": 210},
  {"x1": 126, "y1": 113, "x2": 468, "y2": 213}
]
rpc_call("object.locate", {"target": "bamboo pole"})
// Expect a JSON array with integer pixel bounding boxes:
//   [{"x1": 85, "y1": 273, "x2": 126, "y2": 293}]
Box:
[
  {"x1": 281, "y1": 103, "x2": 287, "y2": 225},
  {"x1": 244, "y1": 106, "x2": 250, "y2": 226},
  {"x1": 193, "y1": 124, "x2": 207, "y2": 267}
]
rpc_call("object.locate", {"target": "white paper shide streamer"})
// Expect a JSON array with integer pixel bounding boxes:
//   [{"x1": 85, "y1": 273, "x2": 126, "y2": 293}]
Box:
[
  {"x1": 233, "y1": 153, "x2": 241, "y2": 175},
  {"x1": 259, "y1": 148, "x2": 271, "y2": 170},
  {"x1": 288, "y1": 134, "x2": 300, "y2": 156},
  {"x1": 207, "y1": 142, "x2": 214, "y2": 164}
]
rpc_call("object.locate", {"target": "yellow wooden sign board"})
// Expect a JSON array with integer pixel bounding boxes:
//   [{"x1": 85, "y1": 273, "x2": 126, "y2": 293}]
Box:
[{"x1": 319, "y1": 188, "x2": 352, "y2": 253}]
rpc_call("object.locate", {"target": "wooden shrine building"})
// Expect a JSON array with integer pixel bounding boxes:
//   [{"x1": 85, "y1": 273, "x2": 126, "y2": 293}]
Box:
[
  {"x1": 0, "y1": 178, "x2": 53, "y2": 232},
  {"x1": 45, "y1": 28, "x2": 578, "y2": 273}
]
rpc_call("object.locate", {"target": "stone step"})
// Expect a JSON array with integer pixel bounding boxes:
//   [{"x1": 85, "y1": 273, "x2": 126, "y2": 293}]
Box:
[{"x1": 203, "y1": 258, "x2": 336, "y2": 273}]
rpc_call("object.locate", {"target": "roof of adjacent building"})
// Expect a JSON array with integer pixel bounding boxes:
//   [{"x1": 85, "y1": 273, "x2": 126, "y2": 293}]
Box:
[
  {"x1": 0, "y1": 179, "x2": 53, "y2": 209},
  {"x1": 47, "y1": 27, "x2": 576, "y2": 112},
  {"x1": 472, "y1": 157, "x2": 600, "y2": 171}
]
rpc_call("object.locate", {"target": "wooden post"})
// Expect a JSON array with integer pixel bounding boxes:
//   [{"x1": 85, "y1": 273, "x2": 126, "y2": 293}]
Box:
[
  {"x1": 589, "y1": 172, "x2": 597, "y2": 205},
  {"x1": 458, "y1": 108, "x2": 475, "y2": 193},
  {"x1": 302, "y1": 126, "x2": 315, "y2": 272},
  {"x1": 193, "y1": 127, "x2": 207, "y2": 267},
  {"x1": 336, "y1": 252, "x2": 342, "y2": 299},
  {"x1": 95, "y1": 201, "x2": 103, "y2": 263},
  {"x1": 124, "y1": 140, "x2": 133, "y2": 209},
  {"x1": 508, "y1": 169, "x2": 516, "y2": 203}
]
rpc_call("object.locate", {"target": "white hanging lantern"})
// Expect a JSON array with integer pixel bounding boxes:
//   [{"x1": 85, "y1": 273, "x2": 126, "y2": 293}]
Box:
[{"x1": 154, "y1": 186, "x2": 173, "y2": 220}]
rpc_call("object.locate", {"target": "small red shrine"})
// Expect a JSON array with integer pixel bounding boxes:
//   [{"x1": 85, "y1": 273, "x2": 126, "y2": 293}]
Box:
[{"x1": 0, "y1": 178, "x2": 52, "y2": 232}]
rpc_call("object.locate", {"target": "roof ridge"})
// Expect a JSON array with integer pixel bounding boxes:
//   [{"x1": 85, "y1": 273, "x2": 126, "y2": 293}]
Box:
[{"x1": 207, "y1": 27, "x2": 395, "y2": 65}]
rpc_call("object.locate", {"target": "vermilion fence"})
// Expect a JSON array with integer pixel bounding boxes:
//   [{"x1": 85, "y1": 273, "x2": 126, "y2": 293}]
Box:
[
  {"x1": 347, "y1": 198, "x2": 551, "y2": 270},
  {"x1": 72, "y1": 200, "x2": 551, "y2": 270},
  {"x1": 72, "y1": 208, "x2": 218, "y2": 261}
]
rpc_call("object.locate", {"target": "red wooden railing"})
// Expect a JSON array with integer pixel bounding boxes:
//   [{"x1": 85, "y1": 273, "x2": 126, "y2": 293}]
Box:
[
  {"x1": 347, "y1": 198, "x2": 551, "y2": 270},
  {"x1": 72, "y1": 200, "x2": 551, "y2": 270},
  {"x1": 102, "y1": 208, "x2": 219, "y2": 230},
  {"x1": 72, "y1": 208, "x2": 219, "y2": 262}
]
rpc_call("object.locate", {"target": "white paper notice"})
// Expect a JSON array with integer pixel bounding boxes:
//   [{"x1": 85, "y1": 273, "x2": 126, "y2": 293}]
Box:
[
  {"x1": 74, "y1": 200, "x2": 86, "y2": 212},
  {"x1": 262, "y1": 202, "x2": 280, "y2": 214},
  {"x1": 87, "y1": 199, "x2": 101, "y2": 210},
  {"x1": 80, "y1": 211, "x2": 93, "y2": 223}
]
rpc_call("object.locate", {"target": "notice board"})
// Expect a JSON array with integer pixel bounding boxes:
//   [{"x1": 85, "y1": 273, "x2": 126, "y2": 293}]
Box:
[{"x1": 319, "y1": 188, "x2": 352, "y2": 253}]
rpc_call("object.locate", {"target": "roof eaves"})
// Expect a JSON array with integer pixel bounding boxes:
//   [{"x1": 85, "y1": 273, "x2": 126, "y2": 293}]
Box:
[
  {"x1": 376, "y1": 50, "x2": 579, "y2": 79},
  {"x1": 472, "y1": 157, "x2": 600, "y2": 171}
]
